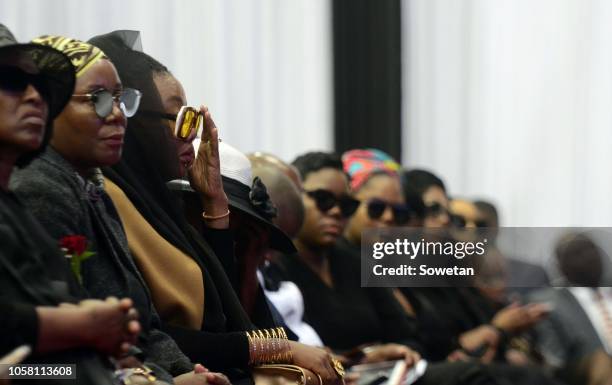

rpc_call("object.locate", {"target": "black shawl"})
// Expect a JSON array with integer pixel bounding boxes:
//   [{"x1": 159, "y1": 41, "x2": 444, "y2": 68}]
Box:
[{"x1": 88, "y1": 31, "x2": 252, "y2": 336}]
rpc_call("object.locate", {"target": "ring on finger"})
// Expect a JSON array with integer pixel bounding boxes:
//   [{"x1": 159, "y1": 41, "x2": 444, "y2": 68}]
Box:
[{"x1": 330, "y1": 358, "x2": 345, "y2": 378}]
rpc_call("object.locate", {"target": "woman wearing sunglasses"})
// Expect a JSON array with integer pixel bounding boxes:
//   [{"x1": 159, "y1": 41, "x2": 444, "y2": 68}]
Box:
[
  {"x1": 280, "y1": 153, "x2": 559, "y2": 385},
  {"x1": 336, "y1": 149, "x2": 421, "y2": 314},
  {"x1": 87, "y1": 31, "x2": 342, "y2": 385},
  {"x1": 277, "y1": 151, "x2": 423, "y2": 367},
  {"x1": 402, "y1": 169, "x2": 452, "y2": 228},
  {"x1": 26, "y1": 35, "x2": 141, "y2": 173},
  {"x1": 0, "y1": 25, "x2": 142, "y2": 385},
  {"x1": 342, "y1": 149, "x2": 415, "y2": 248},
  {"x1": 10, "y1": 35, "x2": 227, "y2": 385}
]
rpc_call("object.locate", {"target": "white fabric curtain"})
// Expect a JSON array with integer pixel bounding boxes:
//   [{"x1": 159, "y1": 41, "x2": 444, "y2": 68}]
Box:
[
  {"x1": 402, "y1": 0, "x2": 612, "y2": 226},
  {"x1": 1, "y1": 0, "x2": 333, "y2": 161}
]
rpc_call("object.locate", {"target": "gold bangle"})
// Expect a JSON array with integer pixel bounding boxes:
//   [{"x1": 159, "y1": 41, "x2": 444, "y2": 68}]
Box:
[
  {"x1": 275, "y1": 338, "x2": 283, "y2": 363},
  {"x1": 265, "y1": 338, "x2": 273, "y2": 363},
  {"x1": 283, "y1": 337, "x2": 293, "y2": 363},
  {"x1": 276, "y1": 327, "x2": 283, "y2": 339},
  {"x1": 288, "y1": 340, "x2": 294, "y2": 363},
  {"x1": 246, "y1": 331, "x2": 255, "y2": 365},
  {"x1": 274, "y1": 344, "x2": 280, "y2": 363},
  {"x1": 274, "y1": 328, "x2": 289, "y2": 363},
  {"x1": 259, "y1": 335, "x2": 266, "y2": 365},
  {"x1": 202, "y1": 209, "x2": 230, "y2": 220},
  {"x1": 279, "y1": 327, "x2": 288, "y2": 340},
  {"x1": 248, "y1": 328, "x2": 296, "y2": 365}
]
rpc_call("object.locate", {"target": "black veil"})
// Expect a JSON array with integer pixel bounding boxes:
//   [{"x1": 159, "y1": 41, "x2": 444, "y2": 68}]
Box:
[{"x1": 88, "y1": 31, "x2": 252, "y2": 334}]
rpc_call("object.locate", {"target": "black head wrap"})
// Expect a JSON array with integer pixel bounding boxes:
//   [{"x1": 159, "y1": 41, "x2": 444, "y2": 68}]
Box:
[
  {"x1": 0, "y1": 24, "x2": 76, "y2": 167},
  {"x1": 88, "y1": 30, "x2": 252, "y2": 333}
]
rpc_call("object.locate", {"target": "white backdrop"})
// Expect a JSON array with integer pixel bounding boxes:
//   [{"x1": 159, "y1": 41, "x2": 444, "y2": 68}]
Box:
[
  {"x1": 5, "y1": 0, "x2": 612, "y2": 227},
  {"x1": 1, "y1": 0, "x2": 333, "y2": 161},
  {"x1": 403, "y1": 0, "x2": 612, "y2": 226}
]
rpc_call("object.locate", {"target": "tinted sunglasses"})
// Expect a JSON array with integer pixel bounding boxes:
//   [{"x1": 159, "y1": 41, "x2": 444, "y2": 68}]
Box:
[
  {"x1": 141, "y1": 106, "x2": 203, "y2": 141},
  {"x1": 306, "y1": 189, "x2": 360, "y2": 218},
  {"x1": 174, "y1": 106, "x2": 203, "y2": 140},
  {"x1": 0, "y1": 66, "x2": 50, "y2": 101},
  {"x1": 424, "y1": 202, "x2": 448, "y2": 217},
  {"x1": 449, "y1": 214, "x2": 488, "y2": 228},
  {"x1": 366, "y1": 198, "x2": 413, "y2": 225},
  {"x1": 72, "y1": 88, "x2": 142, "y2": 118}
]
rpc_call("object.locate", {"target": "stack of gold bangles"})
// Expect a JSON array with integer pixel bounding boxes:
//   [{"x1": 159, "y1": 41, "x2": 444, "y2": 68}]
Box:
[
  {"x1": 246, "y1": 327, "x2": 293, "y2": 365},
  {"x1": 246, "y1": 327, "x2": 346, "y2": 381}
]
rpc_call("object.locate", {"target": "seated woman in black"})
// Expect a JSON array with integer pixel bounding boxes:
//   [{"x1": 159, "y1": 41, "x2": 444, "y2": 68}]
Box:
[
  {"x1": 0, "y1": 24, "x2": 138, "y2": 385},
  {"x1": 87, "y1": 30, "x2": 341, "y2": 385},
  {"x1": 219, "y1": 142, "x2": 298, "y2": 329},
  {"x1": 400, "y1": 169, "x2": 552, "y2": 363},
  {"x1": 10, "y1": 34, "x2": 223, "y2": 385},
  {"x1": 285, "y1": 151, "x2": 422, "y2": 362},
  {"x1": 282, "y1": 152, "x2": 564, "y2": 385}
]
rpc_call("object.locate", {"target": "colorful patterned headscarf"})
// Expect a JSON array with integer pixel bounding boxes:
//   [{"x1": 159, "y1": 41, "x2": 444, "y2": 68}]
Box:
[
  {"x1": 342, "y1": 148, "x2": 401, "y2": 191},
  {"x1": 32, "y1": 35, "x2": 107, "y2": 77}
]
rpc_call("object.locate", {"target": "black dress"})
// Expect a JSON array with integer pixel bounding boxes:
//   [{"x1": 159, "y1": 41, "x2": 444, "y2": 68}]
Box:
[
  {"x1": 0, "y1": 189, "x2": 115, "y2": 385},
  {"x1": 280, "y1": 238, "x2": 564, "y2": 385},
  {"x1": 277, "y1": 237, "x2": 422, "y2": 352},
  {"x1": 399, "y1": 287, "x2": 500, "y2": 361}
]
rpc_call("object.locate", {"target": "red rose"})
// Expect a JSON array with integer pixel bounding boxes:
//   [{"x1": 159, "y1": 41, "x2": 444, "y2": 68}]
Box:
[
  {"x1": 59, "y1": 235, "x2": 94, "y2": 284},
  {"x1": 59, "y1": 235, "x2": 88, "y2": 256}
]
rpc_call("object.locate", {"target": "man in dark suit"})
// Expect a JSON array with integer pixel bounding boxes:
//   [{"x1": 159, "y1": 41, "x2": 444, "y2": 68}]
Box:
[
  {"x1": 530, "y1": 232, "x2": 612, "y2": 379},
  {"x1": 473, "y1": 200, "x2": 551, "y2": 298}
]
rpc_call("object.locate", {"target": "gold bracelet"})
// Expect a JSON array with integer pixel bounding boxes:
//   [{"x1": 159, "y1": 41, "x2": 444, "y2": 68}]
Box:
[
  {"x1": 271, "y1": 339, "x2": 279, "y2": 363},
  {"x1": 275, "y1": 327, "x2": 291, "y2": 363},
  {"x1": 202, "y1": 209, "x2": 230, "y2": 221},
  {"x1": 286, "y1": 339, "x2": 294, "y2": 363},
  {"x1": 276, "y1": 327, "x2": 293, "y2": 364},
  {"x1": 278, "y1": 327, "x2": 288, "y2": 340},
  {"x1": 246, "y1": 331, "x2": 255, "y2": 365},
  {"x1": 276, "y1": 327, "x2": 293, "y2": 363},
  {"x1": 258, "y1": 335, "x2": 266, "y2": 365},
  {"x1": 248, "y1": 328, "x2": 296, "y2": 365},
  {"x1": 247, "y1": 330, "x2": 265, "y2": 365},
  {"x1": 261, "y1": 337, "x2": 268, "y2": 364},
  {"x1": 275, "y1": 338, "x2": 284, "y2": 363}
]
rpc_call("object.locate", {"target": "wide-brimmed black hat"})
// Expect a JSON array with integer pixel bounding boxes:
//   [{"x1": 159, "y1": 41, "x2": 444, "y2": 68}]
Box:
[
  {"x1": 221, "y1": 174, "x2": 297, "y2": 254},
  {"x1": 205, "y1": 139, "x2": 297, "y2": 254},
  {"x1": 167, "y1": 140, "x2": 297, "y2": 254},
  {"x1": 0, "y1": 24, "x2": 75, "y2": 120}
]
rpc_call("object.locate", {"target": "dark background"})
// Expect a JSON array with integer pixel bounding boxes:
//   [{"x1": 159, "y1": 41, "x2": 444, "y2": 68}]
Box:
[{"x1": 333, "y1": 0, "x2": 403, "y2": 160}]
